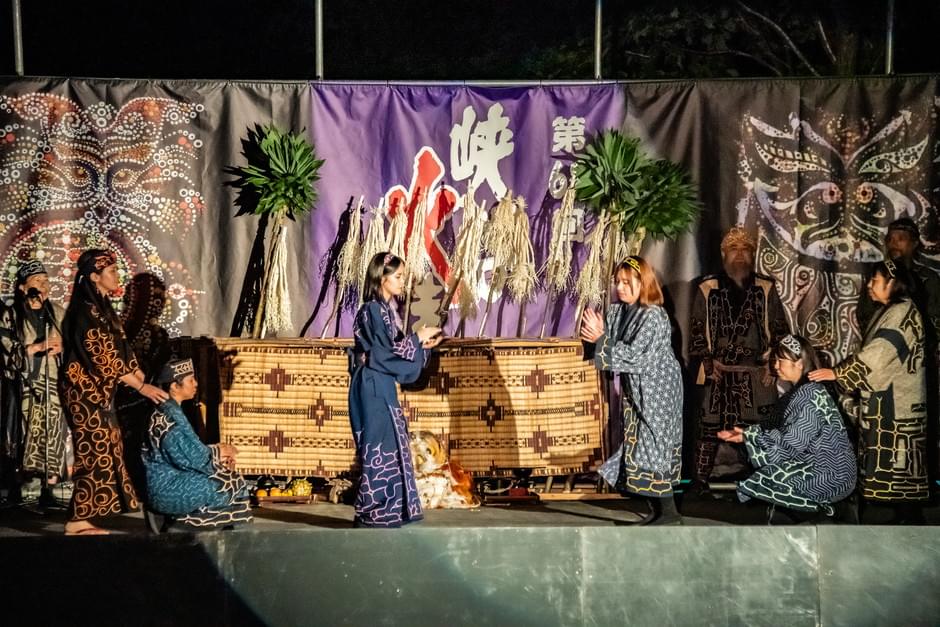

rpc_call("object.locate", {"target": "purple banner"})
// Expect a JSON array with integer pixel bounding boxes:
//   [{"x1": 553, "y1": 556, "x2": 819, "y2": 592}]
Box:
[{"x1": 308, "y1": 83, "x2": 626, "y2": 338}]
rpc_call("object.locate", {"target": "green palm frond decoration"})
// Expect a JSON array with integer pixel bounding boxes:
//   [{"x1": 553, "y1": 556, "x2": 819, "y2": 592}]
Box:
[
  {"x1": 231, "y1": 125, "x2": 324, "y2": 221},
  {"x1": 572, "y1": 130, "x2": 649, "y2": 218},
  {"x1": 228, "y1": 124, "x2": 325, "y2": 338},
  {"x1": 572, "y1": 129, "x2": 700, "y2": 241},
  {"x1": 629, "y1": 159, "x2": 702, "y2": 240}
]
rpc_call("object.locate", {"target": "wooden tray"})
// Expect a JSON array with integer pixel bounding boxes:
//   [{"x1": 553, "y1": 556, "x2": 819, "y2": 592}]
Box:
[{"x1": 253, "y1": 494, "x2": 317, "y2": 506}]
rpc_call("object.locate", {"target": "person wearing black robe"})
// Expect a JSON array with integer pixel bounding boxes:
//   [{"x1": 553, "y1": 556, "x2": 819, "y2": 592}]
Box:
[{"x1": 59, "y1": 249, "x2": 168, "y2": 535}]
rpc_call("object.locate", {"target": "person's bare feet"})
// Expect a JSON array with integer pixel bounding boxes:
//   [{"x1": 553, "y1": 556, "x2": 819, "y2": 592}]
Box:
[{"x1": 64, "y1": 521, "x2": 110, "y2": 536}]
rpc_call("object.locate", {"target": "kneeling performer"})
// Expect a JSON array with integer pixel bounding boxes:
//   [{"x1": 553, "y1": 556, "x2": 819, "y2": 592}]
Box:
[{"x1": 142, "y1": 359, "x2": 252, "y2": 529}]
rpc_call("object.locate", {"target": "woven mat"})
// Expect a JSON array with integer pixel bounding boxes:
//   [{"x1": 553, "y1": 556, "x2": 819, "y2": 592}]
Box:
[{"x1": 185, "y1": 338, "x2": 604, "y2": 478}]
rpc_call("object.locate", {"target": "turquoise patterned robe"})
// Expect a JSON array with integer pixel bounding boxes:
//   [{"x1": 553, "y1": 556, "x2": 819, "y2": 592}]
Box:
[{"x1": 142, "y1": 399, "x2": 251, "y2": 528}]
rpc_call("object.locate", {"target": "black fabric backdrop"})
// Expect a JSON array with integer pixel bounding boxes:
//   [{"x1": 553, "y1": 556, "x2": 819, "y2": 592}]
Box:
[{"x1": 0, "y1": 76, "x2": 937, "y2": 364}]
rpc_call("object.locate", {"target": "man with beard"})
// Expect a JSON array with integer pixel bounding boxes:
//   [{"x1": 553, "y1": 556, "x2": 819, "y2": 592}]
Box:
[{"x1": 689, "y1": 227, "x2": 790, "y2": 487}]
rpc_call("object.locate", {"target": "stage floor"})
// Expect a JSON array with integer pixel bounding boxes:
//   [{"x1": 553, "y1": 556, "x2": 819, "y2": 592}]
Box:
[
  {"x1": 4, "y1": 491, "x2": 940, "y2": 626},
  {"x1": 3, "y1": 489, "x2": 940, "y2": 536}
]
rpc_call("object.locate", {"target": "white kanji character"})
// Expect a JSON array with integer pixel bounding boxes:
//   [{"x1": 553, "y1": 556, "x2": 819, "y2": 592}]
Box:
[
  {"x1": 551, "y1": 116, "x2": 586, "y2": 153},
  {"x1": 450, "y1": 103, "x2": 514, "y2": 198}
]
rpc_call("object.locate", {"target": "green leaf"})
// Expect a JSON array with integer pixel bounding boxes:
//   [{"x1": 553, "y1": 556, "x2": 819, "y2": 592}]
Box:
[
  {"x1": 573, "y1": 131, "x2": 701, "y2": 242},
  {"x1": 228, "y1": 124, "x2": 324, "y2": 219}
]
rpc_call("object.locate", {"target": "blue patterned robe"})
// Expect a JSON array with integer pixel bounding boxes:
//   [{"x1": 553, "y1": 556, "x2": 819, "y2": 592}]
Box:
[
  {"x1": 349, "y1": 299, "x2": 427, "y2": 527},
  {"x1": 595, "y1": 304, "x2": 683, "y2": 496},
  {"x1": 737, "y1": 382, "x2": 856, "y2": 514},
  {"x1": 142, "y1": 399, "x2": 252, "y2": 528}
]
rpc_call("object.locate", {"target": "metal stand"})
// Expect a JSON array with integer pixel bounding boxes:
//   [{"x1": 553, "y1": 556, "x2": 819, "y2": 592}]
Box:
[{"x1": 34, "y1": 301, "x2": 64, "y2": 511}]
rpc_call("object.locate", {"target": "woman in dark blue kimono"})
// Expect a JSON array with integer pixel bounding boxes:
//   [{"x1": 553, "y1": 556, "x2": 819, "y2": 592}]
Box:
[
  {"x1": 348, "y1": 253, "x2": 442, "y2": 527},
  {"x1": 581, "y1": 256, "x2": 684, "y2": 525},
  {"x1": 720, "y1": 335, "x2": 856, "y2": 523}
]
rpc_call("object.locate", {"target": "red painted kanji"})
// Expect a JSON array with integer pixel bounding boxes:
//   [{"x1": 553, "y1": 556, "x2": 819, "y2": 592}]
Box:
[{"x1": 384, "y1": 147, "x2": 459, "y2": 283}]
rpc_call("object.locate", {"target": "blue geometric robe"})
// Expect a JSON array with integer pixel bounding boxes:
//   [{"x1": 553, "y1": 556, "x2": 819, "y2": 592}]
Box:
[
  {"x1": 142, "y1": 399, "x2": 252, "y2": 528},
  {"x1": 349, "y1": 299, "x2": 427, "y2": 527},
  {"x1": 595, "y1": 304, "x2": 683, "y2": 496},
  {"x1": 737, "y1": 382, "x2": 857, "y2": 514}
]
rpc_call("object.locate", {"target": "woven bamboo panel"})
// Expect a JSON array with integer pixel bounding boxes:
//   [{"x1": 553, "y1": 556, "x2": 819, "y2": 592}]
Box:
[{"x1": 203, "y1": 338, "x2": 604, "y2": 478}]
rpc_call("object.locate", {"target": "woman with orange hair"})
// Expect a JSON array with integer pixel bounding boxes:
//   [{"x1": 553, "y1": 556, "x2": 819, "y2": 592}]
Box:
[{"x1": 581, "y1": 256, "x2": 683, "y2": 524}]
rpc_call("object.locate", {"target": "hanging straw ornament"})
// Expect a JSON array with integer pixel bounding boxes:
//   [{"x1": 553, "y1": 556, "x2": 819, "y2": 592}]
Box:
[
  {"x1": 358, "y1": 201, "x2": 388, "y2": 303},
  {"x1": 321, "y1": 197, "x2": 364, "y2": 337},
  {"x1": 507, "y1": 195, "x2": 536, "y2": 304},
  {"x1": 438, "y1": 187, "x2": 485, "y2": 324},
  {"x1": 575, "y1": 212, "x2": 610, "y2": 311},
  {"x1": 543, "y1": 177, "x2": 577, "y2": 297},
  {"x1": 339, "y1": 196, "x2": 364, "y2": 296},
  {"x1": 507, "y1": 195, "x2": 536, "y2": 337},
  {"x1": 263, "y1": 223, "x2": 292, "y2": 333},
  {"x1": 539, "y1": 176, "x2": 578, "y2": 337},
  {"x1": 402, "y1": 190, "x2": 429, "y2": 325},
  {"x1": 386, "y1": 198, "x2": 409, "y2": 261},
  {"x1": 478, "y1": 191, "x2": 517, "y2": 336}
]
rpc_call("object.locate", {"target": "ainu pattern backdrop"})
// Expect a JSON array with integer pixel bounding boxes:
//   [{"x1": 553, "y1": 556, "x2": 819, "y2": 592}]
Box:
[
  {"x1": 629, "y1": 78, "x2": 940, "y2": 364},
  {"x1": 0, "y1": 77, "x2": 938, "y2": 365},
  {"x1": 0, "y1": 78, "x2": 312, "y2": 340},
  {"x1": 206, "y1": 338, "x2": 604, "y2": 477}
]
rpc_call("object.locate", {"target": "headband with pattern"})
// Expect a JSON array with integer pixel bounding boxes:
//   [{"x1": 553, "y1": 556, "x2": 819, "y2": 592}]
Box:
[
  {"x1": 780, "y1": 334, "x2": 802, "y2": 355},
  {"x1": 624, "y1": 257, "x2": 642, "y2": 274},
  {"x1": 79, "y1": 250, "x2": 117, "y2": 276},
  {"x1": 887, "y1": 219, "x2": 919, "y2": 239},
  {"x1": 383, "y1": 253, "x2": 394, "y2": 266},
  {"x1": 157, "y1": 358, "x2": 195, "y2": 384},
  {"x1": 16, "y1": 259, "x2": 46, "y2": 284},
  {"x1": 884, "y1": 258, "x2": 897, "y2": 279}
]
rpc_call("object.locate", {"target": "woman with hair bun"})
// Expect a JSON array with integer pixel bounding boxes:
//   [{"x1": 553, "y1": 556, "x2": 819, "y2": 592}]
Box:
[{"x1": 810, "y1": 259, "x2": 928, "y2": 523}]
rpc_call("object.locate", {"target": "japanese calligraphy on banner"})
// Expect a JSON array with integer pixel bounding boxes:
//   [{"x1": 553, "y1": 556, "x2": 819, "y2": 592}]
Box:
[
  {"x1": 308, "y1": 83, "x2": 626, "y2": 337},
  {"x1": 1, "y1": 77, "x2": 936, "y2": 361}
]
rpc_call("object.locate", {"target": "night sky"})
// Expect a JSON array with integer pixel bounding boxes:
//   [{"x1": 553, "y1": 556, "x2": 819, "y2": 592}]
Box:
[{"x1": 0, "y1": 0, "x2": 938, "y2": 80}]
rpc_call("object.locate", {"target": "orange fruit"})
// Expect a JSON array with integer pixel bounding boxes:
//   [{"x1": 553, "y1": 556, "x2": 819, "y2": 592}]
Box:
[
  {"x1": 269, "y1": 487, "x2": 283, "y2": 496},
  {"x1": 255, "y1": 489, "x2": 268, "y2": 497}
]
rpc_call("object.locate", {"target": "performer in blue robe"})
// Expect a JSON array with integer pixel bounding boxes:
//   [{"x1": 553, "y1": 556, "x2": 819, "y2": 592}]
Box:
[
  {"x1": 721, "y1": 335, "x2": 856, "y2": 520},
  {"x1": 348, "y1": 253, "x2": 442, "y2": 528},
  {"x1": 142, "y1": 358, "x2": 252, "y2": 529},
  {"x1": 581, "y1": 256, "x2": 684, "y2": 524}
]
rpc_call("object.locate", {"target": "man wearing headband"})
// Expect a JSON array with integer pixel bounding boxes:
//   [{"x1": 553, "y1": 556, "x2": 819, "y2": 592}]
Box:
[
  {"x1": 141, "y1": 358, "x2": 252, "y2": 530},
  {"x1": 858, "y1": 218, "x2": 940, "y2": 333},
  {"x1": 689, "y1": 226, "x2": 790, "y2": 488},
  {"x1": 0, "y1": 259, "x2": 70, "y2": 503}
]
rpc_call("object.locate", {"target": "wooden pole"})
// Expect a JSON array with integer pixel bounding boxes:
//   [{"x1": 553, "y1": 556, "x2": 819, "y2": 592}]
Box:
[
  {"x1": 252, "y1": 212, "x2": 284, "y2": 338},
  {"x1": 477, "y1": 267, "x2": 503, "y2": 337}
]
